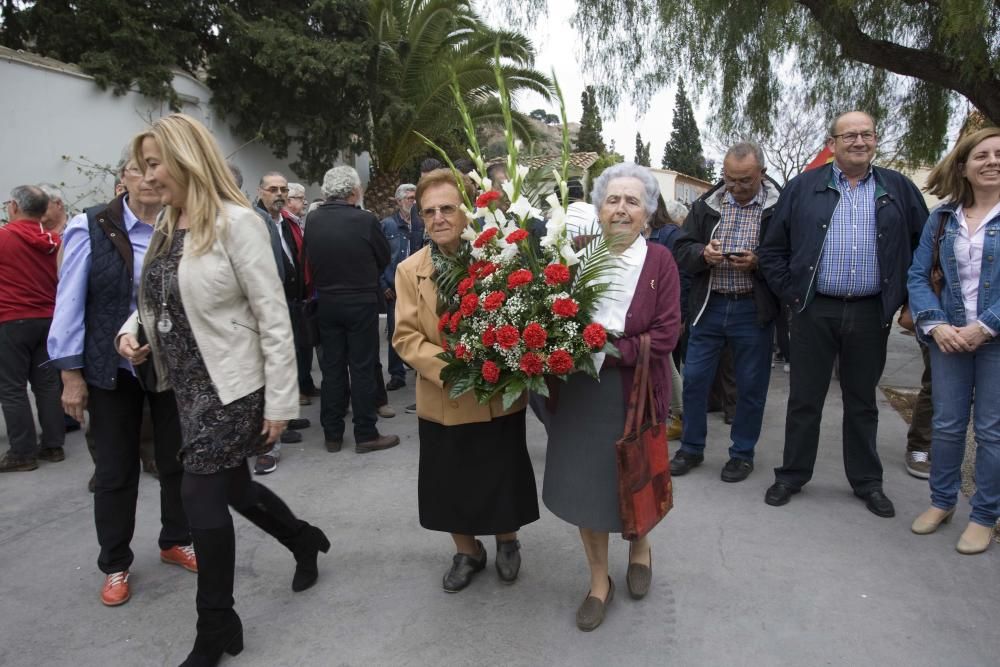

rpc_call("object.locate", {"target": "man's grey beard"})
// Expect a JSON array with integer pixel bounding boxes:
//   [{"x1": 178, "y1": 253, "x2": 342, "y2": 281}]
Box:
[{"x1": 270, "y1": 197, "x2": 285, "y2": 213}]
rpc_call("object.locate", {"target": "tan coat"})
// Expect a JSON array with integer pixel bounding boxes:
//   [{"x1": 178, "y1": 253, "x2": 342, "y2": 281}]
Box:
[
  {"x1": 392, "y1": 246, "x2": 525, "y2": 425},
  {"x1": 118, "y1": 202, "x2": 298, "y2": 421}
]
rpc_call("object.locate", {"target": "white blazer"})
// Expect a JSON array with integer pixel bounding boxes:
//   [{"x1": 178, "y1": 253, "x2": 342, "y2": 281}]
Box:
[{"x1": 118, "y1": 201, "x2": 298, "y2": 421}]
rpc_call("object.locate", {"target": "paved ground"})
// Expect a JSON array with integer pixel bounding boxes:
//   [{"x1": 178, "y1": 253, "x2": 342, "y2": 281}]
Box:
[{"x1": 1, "y1": 326, "x2": 997, "y2": 666}]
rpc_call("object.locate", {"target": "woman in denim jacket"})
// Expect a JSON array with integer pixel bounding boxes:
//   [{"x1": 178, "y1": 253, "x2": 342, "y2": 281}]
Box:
[{"x1": 907, "y1": 127, "x2": 1000, "y2": 555}]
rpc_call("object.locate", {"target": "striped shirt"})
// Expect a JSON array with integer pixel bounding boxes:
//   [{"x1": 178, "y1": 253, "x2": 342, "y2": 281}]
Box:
[
  {"x1": 816, "y1": 164, "x2": 881, "y2": 297},
  {"x1": 711, "y1": 187, "x2": 766, "y2": 294}
]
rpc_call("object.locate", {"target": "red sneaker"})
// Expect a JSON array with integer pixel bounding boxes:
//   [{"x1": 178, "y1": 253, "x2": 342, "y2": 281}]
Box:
[
  {"x1": 101, "y1": 571, "x2": 130, "y2": 606},
  {"x1": 160, "y1": 544, "x2": 198, "y2": 573}
]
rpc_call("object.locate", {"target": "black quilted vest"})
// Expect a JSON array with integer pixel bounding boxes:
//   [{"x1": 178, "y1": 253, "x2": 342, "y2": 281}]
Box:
[{"x1": 83, "y1": 195, "x2": 136, "y2": 390}]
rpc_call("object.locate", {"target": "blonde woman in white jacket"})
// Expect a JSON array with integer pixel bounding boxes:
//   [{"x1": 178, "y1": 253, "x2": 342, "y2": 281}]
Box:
[{"x1": 116, "y1": 114, "x2": 328, "y2": 667}]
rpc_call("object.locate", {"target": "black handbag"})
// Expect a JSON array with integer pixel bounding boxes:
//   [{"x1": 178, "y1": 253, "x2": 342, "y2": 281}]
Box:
[{"x1": 133, "y1": 322, "x2": 158, "y2": 392}]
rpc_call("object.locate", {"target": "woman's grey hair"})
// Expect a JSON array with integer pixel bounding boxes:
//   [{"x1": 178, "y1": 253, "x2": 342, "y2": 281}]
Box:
[
  {"x1": 591, "y1": 163, "x2": 660, "y2": 217},
  {"x1": 9, "y1": 185, "x2": 50, "y2": 217},
  {"x1": 322, "y1": 166, "x2": 361, "y2": 199},
  {"x1": 287, "y1": 182, "x2": 306, "y2": 198},
  {"x1": 395, "y1": 183, "x2": 416, "y2": 201},
  {"x1": 663, "y1": 200, "x2": 689, "y2": 225},
  {"x1": 724, "y1": 142, "x2": 765, "y2": 168},
  {"x1": 37, "y1": 183, "x2": 65, "y2": 204}
]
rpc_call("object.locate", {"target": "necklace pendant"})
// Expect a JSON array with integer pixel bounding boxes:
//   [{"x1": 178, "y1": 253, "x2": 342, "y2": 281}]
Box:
[{"x1": 157, "y1": 317, "x2": 173, "y2": 334}]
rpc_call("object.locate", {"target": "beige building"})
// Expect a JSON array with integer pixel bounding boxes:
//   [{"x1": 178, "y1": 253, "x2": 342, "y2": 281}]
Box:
[{"x1": 647, "y1": 168, "x2": 714, "y2": 205}]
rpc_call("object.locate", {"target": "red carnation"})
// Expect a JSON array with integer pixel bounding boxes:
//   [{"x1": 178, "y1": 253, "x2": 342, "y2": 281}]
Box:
[
  {"x1": 583, "y1": 322, "x2": 607, "y2": 349},
  {"x1": 473, "y1": 227, "x2": 499, "y2": 248},
  {"x1": 468, "y1": 260, "x2": 486, "y2": 278},
  {"x1": 519, "y1": 352, "x2": 543, "y2": 376},
  {"x1": 482, "y1": 325, "x2": 497, "y2": 347},
  {"x1": 475, "y1": 190, "x2": 502, "y2": 209},
  {"x1": 441, "y1": 338, "x2": 450, "y2": 352},
  {"x1": 505, "y1": 229, "x2": 529, "y2": 244},
  {"x1": 483, "y1": 291, "x2": 506, "y2": 311},
  {"x1": 477, "y1": 262, "x2": 498, "y2": 278},
  {"x1": 496, "y1": 324, "x2": 520, "y2": 349},
  {"x1": 457, "y1": 276, "x2": 476, "y2": 296},
  {"x1": 507, "y1": 269, "x2": 534, "y2": 289},
  {"x1": 454, "y1": 343, "x2": 469, "y2": 360},
  {"x1": 460, "y1": 293, "x2": 479, "y2": 317},
  {"x1": 546, "y1": 349, "x2": 574, "y2": 375},
  {"x1": 481, "y1": 360, "x2": 500, "y2": 384},
  {"x1": 543, "y1": 263, "x2": 571, "y2": 286},
  {"x1": 449, "y1": 311, "x2": 462, "y2": 333},
  {"x1": 551, "y1": 297, "x2": 579, "y2": 318},
  {"x1": 437, "y1": 311, "x2": 450, "y2": 332},
  {"x1": 522, "y1": 322, "x2": 547, "y2": 349}
]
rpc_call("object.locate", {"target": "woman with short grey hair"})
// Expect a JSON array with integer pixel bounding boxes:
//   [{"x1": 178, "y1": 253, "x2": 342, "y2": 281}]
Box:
[
  {"x1": 542, "y1": 162, "x2": 682, "y2": 631},
  {"x1": 321, "y1": 166, "x2": 361, "y2": 200}
]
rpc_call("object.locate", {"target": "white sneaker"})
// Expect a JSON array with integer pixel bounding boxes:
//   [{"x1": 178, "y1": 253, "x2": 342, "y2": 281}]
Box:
[{"x1": 377, "y1": 405, "x2": 396, "y2": 418}]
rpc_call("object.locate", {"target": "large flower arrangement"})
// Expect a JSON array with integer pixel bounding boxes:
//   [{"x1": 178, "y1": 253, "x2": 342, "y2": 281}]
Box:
[{"x1": 418, "y1": 62, "x2": 619, "y2": 409}]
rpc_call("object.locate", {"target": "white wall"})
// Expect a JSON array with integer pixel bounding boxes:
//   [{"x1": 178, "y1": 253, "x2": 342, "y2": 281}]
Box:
[{"x1": 0, "y1": 47, "x2": 364, "y2": 216}]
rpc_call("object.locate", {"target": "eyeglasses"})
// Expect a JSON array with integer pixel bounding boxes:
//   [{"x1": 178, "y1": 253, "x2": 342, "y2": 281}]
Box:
[
  {"x1": 831, "y1": 131, "x2": 876, "y2": 144},
  {"x1": 123, "y1": 167, "x2": 143, "y2": 177},
  {"x1": 263, "y1": 186, "x2": 289, "y2": 194},
  {"x1": 287, "y1": 195, "x2": 305, "y2": 201},
  {"x1": 420, "y1": 204, "x2": 460, "y2": 219},
  {"x1": 723, "y1": 175, "x2": 758, "y2": 186}
]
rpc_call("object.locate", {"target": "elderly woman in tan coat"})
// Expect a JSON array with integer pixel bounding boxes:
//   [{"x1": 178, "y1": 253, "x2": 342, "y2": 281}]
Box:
[{"x1": 393, "y1": 168, "x2": 539, "y2": 593}]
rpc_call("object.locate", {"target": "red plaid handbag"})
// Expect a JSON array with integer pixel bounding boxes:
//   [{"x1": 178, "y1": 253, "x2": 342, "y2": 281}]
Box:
[{"x1": 616, "y1": 333, "x2": 673, "y2": 541}]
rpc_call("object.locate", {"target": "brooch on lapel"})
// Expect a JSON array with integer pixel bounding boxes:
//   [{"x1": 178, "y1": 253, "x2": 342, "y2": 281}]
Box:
[{"x1": 650, "y1": 279, "x2": 656, "y2": 290}]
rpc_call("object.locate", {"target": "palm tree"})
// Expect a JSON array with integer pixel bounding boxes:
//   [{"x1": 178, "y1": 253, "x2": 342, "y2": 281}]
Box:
[{"x1": 366, "y1": 0, "x2": 553, "y2": 216}]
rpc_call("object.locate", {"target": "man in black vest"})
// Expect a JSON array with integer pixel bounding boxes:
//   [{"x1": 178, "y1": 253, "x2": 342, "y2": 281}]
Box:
[{"x1": 47, "y1": 155, "x2": 195, "y2": 607}]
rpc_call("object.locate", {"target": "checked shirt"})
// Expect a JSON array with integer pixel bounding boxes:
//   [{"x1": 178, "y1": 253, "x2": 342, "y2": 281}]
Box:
[
  {"x1": 815, "y1": 164, "x2": 881, "y2": 298},
  {"x1": 711, "y1": 187, "x2": 767, "y2": 294}
]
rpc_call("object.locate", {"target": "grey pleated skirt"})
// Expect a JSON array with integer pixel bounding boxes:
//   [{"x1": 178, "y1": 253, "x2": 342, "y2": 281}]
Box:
[{"x1": 542, "y1": 367, "x2": 626, "y2": 532}]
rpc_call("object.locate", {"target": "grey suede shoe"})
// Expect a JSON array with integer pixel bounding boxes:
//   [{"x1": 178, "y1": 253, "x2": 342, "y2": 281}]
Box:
[
  {"x1": 626, "y1": 547, "x2": 652, "y2": 599},
  {"x1": 576, "y1": 578, "x2": 614, "y2": 631}
]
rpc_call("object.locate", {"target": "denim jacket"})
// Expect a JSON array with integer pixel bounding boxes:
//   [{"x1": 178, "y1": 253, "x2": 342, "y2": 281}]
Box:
[
  {"x1": 907, "y1": 203, "x2": 1000, "y2": 345},
  {"x1": 380, "y1": 211, "x2": 424, "y2": 292}
]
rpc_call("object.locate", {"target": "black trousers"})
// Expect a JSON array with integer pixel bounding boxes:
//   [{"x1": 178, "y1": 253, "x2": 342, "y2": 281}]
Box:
[
  {"x1": 775, "y1": 295, "x2": 889, "y2": 493},
  {"x1": 89, "y1": 370, "x2": 189, "y2": 573},
  {"x1": 317, "y1": 299, "x2": 380, "y2": 442},
  {"x1": 0, "y1": 318, "x2": 64, "y2": 457},
  {"x1": 288, "y1": 299, "x2": 317, "y2": 393},
  {"x1": 907, "y1": 343, "x2": 933, "y2": 454}
]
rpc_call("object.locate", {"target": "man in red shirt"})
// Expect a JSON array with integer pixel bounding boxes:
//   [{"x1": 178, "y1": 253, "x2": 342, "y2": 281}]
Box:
[{"x1": 0, "y1": 185, "x2": 64, "y2": 471}]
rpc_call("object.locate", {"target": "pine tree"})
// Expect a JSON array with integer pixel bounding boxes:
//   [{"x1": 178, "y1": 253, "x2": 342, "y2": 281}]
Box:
[
  {"x1": 634, "y1": 132, "x2": 651, "y2": 166},
  {"x1": 661, "y1": 79, "x2": 710, "y2": 180},
  {"x1": 576, "y1": 85, "x2": 606, "y2": 154}
]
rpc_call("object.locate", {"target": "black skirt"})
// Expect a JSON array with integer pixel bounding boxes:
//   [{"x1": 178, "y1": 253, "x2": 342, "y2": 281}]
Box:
[{"x1": 417, "y1": 409, "x2": 539, "y2": 535}]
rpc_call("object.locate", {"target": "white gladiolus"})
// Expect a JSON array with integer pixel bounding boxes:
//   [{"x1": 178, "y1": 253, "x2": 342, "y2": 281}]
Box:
[
  {"x1": 508, "y1": 195, "x2": 539, "y2": 221},
  {"x1": 499, "y1": 241, "x2": 520, "y2": 263},
  {"x1": 560, "y1": 242, "x2": 581, "y2": 266},
  {"x1": 516, "y1": 164, "x2": 529, "y2": 180},
  {"x1": 461, "y1": 225, "x2": 478, "y2": 242},
  {"x1": 467, "y1": 171, "x2": 483, "y2": 187},
  {"x1": 482, "y1": 178, "x2": 493, "y2": 193},
  {"x1": 501, "y1": 180, "x2": 516, "y2": 201}
]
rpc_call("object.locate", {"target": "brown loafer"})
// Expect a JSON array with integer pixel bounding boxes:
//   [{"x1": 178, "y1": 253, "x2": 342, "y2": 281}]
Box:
[
  {"x1": 576, "y1": 577, "x2": 614, "y2": 631},
  {"x1": 626, "y1": 544, "x2": 652, "y2": 599},
  {"x1": 355, "y1": 434, "x2": 400, "y2": 454}
]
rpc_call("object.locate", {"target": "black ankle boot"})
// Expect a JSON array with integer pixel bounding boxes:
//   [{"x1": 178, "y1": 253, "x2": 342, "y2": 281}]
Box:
[
  {"x1": 181, "y1": 524, "x2": 242, "y2": 667},
  {"x1": 236, "y1": 482, "x2": 330, "y2": 592},
  {"x1": 179, "y1": 610, "x2": 243, "y2": 666}
]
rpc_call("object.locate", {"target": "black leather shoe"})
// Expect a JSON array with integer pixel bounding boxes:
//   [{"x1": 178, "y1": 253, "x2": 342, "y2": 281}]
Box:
[
  {"x1": 723, "y1": 412, "x2": 735, "y2": 425},
  {"x1": 386, "y1": 377, "x2": 406, "y2": 391},
  {"x1": 495, "y1": 538, "x2": 521, "y2": 583},
  {"x1": 855, "y1": 489, "x2": 896, "y2": 518},
  {"x1": 720, "y1": 458, "x2": 753, "y2": 483},
  {"x1": 443, "y1": 540, "x2": 487, "y2": 593},
  {"x1": 288, "y1": 418, "x2": 311, "y2": 430},
  {"x1": 325, "y1": 439, "x2": 343, "y2": 453},
  {"x1": 669, "y1": 450, "x2": 703, "y2": 476},
  {"x1": 280, "y1": 430, "x2": 303, "y2": 444},
  {"x1": 764, "y1": 482, "x2": 799, "y2": 506}
]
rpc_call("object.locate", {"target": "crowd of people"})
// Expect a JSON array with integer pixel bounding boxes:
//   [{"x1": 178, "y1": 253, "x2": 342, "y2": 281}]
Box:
[{"x1": 0, "y1": 109, "x2": 997, "y2": 663}]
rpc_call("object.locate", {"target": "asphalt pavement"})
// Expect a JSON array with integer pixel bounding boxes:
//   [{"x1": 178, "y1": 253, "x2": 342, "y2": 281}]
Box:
[{"x1": 0, "y1": 325, "x2": 997, "y2": 666}]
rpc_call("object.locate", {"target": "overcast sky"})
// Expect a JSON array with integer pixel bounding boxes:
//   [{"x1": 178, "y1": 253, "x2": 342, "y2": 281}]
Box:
[{"x1": 481, "y1": 0, "x2": 716, "y2": 165}]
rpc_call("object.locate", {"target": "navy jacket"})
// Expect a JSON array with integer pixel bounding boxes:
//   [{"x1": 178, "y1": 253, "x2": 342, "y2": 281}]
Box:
[
  {"x1": 379, "y1": 210, "x2": 424, "y2": 292},
  {"x1": 757, "y1": 163, "x2": 928, "y2": 326}
]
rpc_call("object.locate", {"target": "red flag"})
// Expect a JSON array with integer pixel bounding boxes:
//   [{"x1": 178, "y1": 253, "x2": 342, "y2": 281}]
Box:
[{"x1": 804, "y1": 145, "x2": 834, "y2": 171}]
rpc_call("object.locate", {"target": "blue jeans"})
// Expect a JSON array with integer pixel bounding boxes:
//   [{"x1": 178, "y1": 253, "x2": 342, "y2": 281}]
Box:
[
  {"x1": 680, "y1": 294, "x2": 774, "y2": 461},
  {"x1": 928, "y1": 340, "x2": 1000, "y2": 527},
  {"x1": 385, "y1": 304, "x2": 405, "y2": 381}
]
